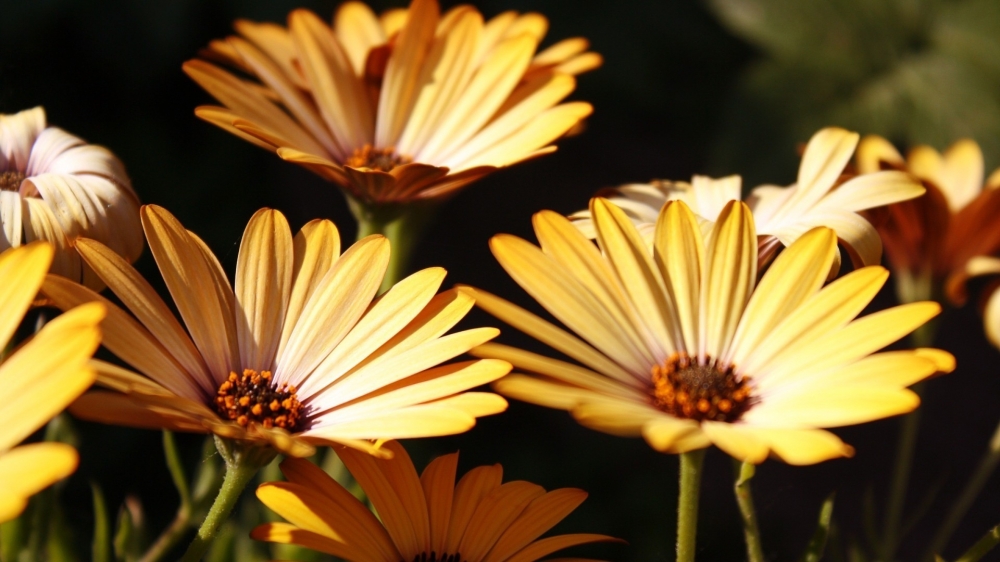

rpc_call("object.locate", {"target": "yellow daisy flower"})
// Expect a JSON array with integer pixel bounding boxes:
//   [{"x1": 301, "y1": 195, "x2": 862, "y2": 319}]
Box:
[
  {"x1": 464, "y1": 198, "x2": 953, "y2": 465},
  {"x1": 0, "y1": 242, "x2": 104, "y2": 522},
  {"x1": 856, "y1": 135, "x2": 1000, "y2": 304},
  {"x1": 41, "y1": 205, "x2": 509, "y2": 458},
  {"x1": 570, "y1": 127, "x2": 923, "y2": 270},
  {"x1": 0, "y1": 107, "x2": 143, "y2": 290},
  {"x1": 183, "y1": 0, "x2": 598, "y2": 204},
  {"x1": 252, "y1": 440, "x2": 620, "y2": 561}
]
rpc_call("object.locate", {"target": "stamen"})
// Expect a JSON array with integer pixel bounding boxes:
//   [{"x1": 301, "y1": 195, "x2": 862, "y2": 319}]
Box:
[
  {"x1": 0, "y1": 171, "x2": 25, "y2": 192},
  {"x1": 214, "y1": 369, "x2": 303, "y2": 431},
  {"x1": 345, "y1": 144, "x2": 412, "y2": 172},
  {"x1": 650, "y1": 352, "x2": 755, "y2": 423}
]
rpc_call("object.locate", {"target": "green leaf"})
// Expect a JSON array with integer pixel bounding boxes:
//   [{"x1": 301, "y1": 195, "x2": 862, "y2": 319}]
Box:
[{"x1": 801, "y1": 493, "x2": 835, "y2": 562}]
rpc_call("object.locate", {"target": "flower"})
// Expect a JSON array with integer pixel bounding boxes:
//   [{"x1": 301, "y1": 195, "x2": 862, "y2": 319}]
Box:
[
  {"x1": 0, "y1": 107, "x2": 143, "y2": 290},
  {"x1": 183, "y1": 0, "x2": 598, "y2": 205},
  {"x1": 0, "y1": 242, "x2": 104, "y2": 523},
  {"x1": 252, "y1": 440, "x2": 620, "y2": 561},
  {"x1": 41, "y1": 205, "x2": 509, "y2": 457},
  {"x1": 570, "y1": 127, "x2": 923, "y2": 270},
  {"x1": 855, "y1": 135, "x2": 1000, "y2": 303},
  {"x1": 463, "y1": 198, "x2": 954, "y2": 465}
]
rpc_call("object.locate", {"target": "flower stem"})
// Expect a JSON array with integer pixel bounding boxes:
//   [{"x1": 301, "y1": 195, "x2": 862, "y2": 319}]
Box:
[
  {"x1": 927, "y1": 421, "x2": 1000, "y2": 560},
  {"x1": 956, "y1": 523, "x2": 1000, "y2": 562},
  {"x1": 179, "y1": 438, "x2": 273, "y2": 562},
  {"x1": 733, "y1": 460, "x2": 766, "y2": 562},
  {"x1": 139, "y1": 432, "x2": 194, "y2": 562},
  {"x1": 348, "y1": 196, "x2": 436, "y2": 292},
  {"x1": 677, "y1": 448, "x2": 706, "y2": 562},
  {"x1": 883, "y1": 316, "x2": 937, "y2": 559}
]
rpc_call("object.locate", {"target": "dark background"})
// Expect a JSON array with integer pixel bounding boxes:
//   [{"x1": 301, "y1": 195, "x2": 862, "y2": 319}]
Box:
[{"x1": 2, "y1": 0, "x2": 1000, "y2": 560}]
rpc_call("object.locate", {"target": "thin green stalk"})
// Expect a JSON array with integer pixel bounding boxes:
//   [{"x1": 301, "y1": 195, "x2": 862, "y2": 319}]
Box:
[
  {"x1": 140, "y1": 432, "x2": 194, "y2": 562},
  {"x1": 955, "y1": 523, "x2": 1000, "y2": 562},
  {"x1": 926, "y1": 421, "x2": 1000, "y2": 560},
  {"x1": 677, "y1": 449, "x2": 706, "y2": 562},
  {"x1": 348, "y1": 196, "x2": 436, "y2": 292},
  {"x1": 883, "y1": 311, "x2": 937, "y2": 559},
  {"x1": 179, "y1": 438, "x2": 273, "y2": 562},
  {"x1": 733, "y1": 460, "x2": 765, "y2": 562}
]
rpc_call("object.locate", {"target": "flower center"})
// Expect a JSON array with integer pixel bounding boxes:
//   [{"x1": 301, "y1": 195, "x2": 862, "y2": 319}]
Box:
[
  {"x1": 214, "y1": 369, "x2": 303, "y2": 431},
  {"x1": 344, "y1": 144, "x2": 412, "y2": 172},
  {"x1": 650, "y1": 352, "x2": 755, "y2": 423},
  {"x1": 411, "y1": 553, "x2": 463, "y2": 562},
  {"x1": 0, "y1": 171, "x2": 25, "y2": 192}
]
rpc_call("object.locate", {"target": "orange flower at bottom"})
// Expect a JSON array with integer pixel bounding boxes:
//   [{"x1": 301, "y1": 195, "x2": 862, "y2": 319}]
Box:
[{"x1": 253, "y1": 441, "x2": 621, "y2": 561}]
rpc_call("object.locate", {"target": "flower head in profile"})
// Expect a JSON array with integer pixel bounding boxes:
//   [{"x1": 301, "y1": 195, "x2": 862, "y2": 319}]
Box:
[
  {"x1": 0, "y1": 243, "x2": 104, "y2": 522},
  {"x1": 0, "y1": 107, "x2": 143, "y2": 290},
  {"x1": 464, "y1": 198, "x2": 953, "y2": 464},
  {"x1": 856, "y1": 136, "x2": 1000, "y2": 303},
  {"x1": 184, "y1": 0, "x2": 599, "y2": 205},
  {"x1": 42, "y1": 205, "x2": 509, "y2": 457},
  {"x1": 570, "y1": 127, "x2": 923, "y2": 270},
  {"x1": 252, "y1": 440, "x2": 620, "y2": 561}
]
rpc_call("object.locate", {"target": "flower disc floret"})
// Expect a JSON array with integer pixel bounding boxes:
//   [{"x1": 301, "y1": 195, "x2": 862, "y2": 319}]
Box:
[
  {"x1": 214, "y1": 369, "x2": 303, "y2": 431},
  {"x1": 651, "y1": 352, "x2": 754, "y2": 423}
]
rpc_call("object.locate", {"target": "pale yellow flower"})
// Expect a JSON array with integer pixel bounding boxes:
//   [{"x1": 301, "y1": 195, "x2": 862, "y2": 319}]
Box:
[
  {"x1": 0, "y1": 242, "x2": 103, "y2": 522},
  {"x1": 42, "y1": 205, "x2": 509, "y2": 458},
  {"x1": 0, "y1": 107, "x2": 142, "y2": 289},
  {"x1": 570, "y1": 127, "x2": 923, "y2": 270},
  {"x1": 252, "y1": 440, "x2": 620, "y2": 561},
  {"x1": 465, "y1": 198, "x2": 952, "y2": 465},
  {"x1": 184, "y1": 0, "x2": 599, "y2": 204}
]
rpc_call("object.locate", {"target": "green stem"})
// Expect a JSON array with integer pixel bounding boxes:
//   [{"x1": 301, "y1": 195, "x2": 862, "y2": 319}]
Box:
[
  {"x1": 348, "y1": 196, "x2": 436, "y2": 292},
  {"x1": 677, "y1": 449, "x2": 706, "y2": 562},
  {"x1": 733, "y1": 460, "x2": 766, "y2": 562},
  {"x1": 956, "y1": 523, "x2": 1000, "y2": 562},
  {"x1": 927, "y1": 421, "x2": 1000, "y2": 560},
  {"x1": 179, "y1": 438, "x2": 273, "y2": 562},
  {"x1": 883, "y1": 308, "x2": 938, "y2": 559},
  {"x1": 139, "y1": 432, "x2": 194, "y2": 562}
]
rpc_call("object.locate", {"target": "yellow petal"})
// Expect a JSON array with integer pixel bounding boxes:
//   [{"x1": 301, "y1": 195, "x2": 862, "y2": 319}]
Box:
[
  {"x1": 856, "y1": 135, "x2": 904, "y2": 173},
  {"x1": 420, "y1": 452, "x2": 458, "y2": 554},
  {"x1": 0, "y1": 443, "x2": 78, "y2": 524},
  {"x1": 744, "y1": 386, "x2": 919, "y2": 428},
  {"x1": 701, "y1": 201, "x2": 756, "y2": 359},
  {"x1": 640, "y1": 416, "x2": 710, "y2": 453},
  {"x1": 0, "y1": 242, "x2": 52, "y2": 346},
  {"x1": 235, "y1": 208, "x2": 293, "y2": 371},
  {"x1": 0, "y1": 302, "x2": 102, "y2": 451},
  {"x1": 701, "y1": 421, "x2": 769, "y2": 464},
  {"x1": 335, "y1": 1, "x2": 386, "y2": 74},
  {"x1": 445, "y1": 464, "x2": 503, "y2": 554},
  {"x1": 504, "y1": 533, "x2": 623, "y2": 562},
  {"x1": 459, "y1": 481, "x2": 545, "y2": 562},
  {"x1": 654, "y1": 200, "x2": 704, "y2": 354},
  {"x1": 744, "y1": 427, "x2": 853, "y2": 466},
  {"x1": 281, "y1": 219, "x2": 341, "y2": 353},
  {"x1": 483, "y1": 487, "x2": 588, "y2": 562}
]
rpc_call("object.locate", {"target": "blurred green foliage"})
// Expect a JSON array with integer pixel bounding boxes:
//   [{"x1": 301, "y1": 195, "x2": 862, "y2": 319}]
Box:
[{"x1": 708, "y1": 0, "x2": 1000, "y2": 185}]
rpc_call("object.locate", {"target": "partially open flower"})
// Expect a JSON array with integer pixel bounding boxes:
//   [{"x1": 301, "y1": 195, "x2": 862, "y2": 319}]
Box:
[
  {"x1": 856, "y1": 136, "x2": 1000, "y2": 304},
  {"x1": 252, "y1": 440, "x2": 621, "y2": 560},
  {"x1": 570, "y1": 127, "x2": 923, "y2": 271},
  {"x1": 0, "y1": 243, "x2": 104, "y2": 523},
  {"x1": 184, "y1": 0, "x2": 598, "y2": 205},
  {"x1": 466, "y1": 198, "x2": 953, "y2": 465},
  {"x1": 0, "y1": 107, "x2": 142, "y2": 290},
  {"x1": 41, "y1": 205, "x2": 509, "y2": 458}
]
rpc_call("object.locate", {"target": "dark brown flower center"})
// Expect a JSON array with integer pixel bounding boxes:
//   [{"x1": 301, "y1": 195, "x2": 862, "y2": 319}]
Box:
[
  {"x1": 0, "y1": 170, "x2": 25, "y2": 192},
  {"x1": 651, "y1": 352, "x2": 755, "y2": 422},
  {"x1": 411, "y1": 553, "x2": 463, "y2": 562},
  {"x1": 214, "y1": 369, "x2": 303, "y2": 431},
  {"x1": 345, "y1": 144, "x2": 412, "y2": 172}
]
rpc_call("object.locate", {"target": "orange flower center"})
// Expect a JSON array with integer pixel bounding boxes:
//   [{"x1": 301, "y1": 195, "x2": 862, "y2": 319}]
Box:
[
  {"x1": 344, "y1": 144, "x2": 412, "y2": 172},
  {"x1": 214, "y1": 369, "x2": 303, "y2": 431},
  {"x1": 0, "y1": 170, "x2": 25, "y2": 192},
  {"x1": 411, "y1": 553, "x2": 463, "y2": 562},
  {"x1": 650, "y1": 352, "x2": 754, "y2": 423}
]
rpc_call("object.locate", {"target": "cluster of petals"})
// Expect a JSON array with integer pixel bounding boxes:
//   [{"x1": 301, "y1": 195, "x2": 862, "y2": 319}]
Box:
[
  {"x1": 0, "y1": 243, "x2": 103, "y2": 522},
  {"x1": 41, "y1": 205, "x2": 510, "y2": 458},
  {"x1": 465, "y1": 197, "x2": 953, "y2": 465},
  {"x1": 0, "y1": 107, "x2": 143, "y2": 290},
  {"x1": 855, "y1": 136, "x2": 1000, "y2": 304},
  {"x1": 570, "y1": 127, "x2": 924, "y2": 272},
  {"x1": 252, "y1": 440, "x2": 619, "y2": 561},
  {"x1": 184, "y1": 0, "x2": 599, "y2": 204}
]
